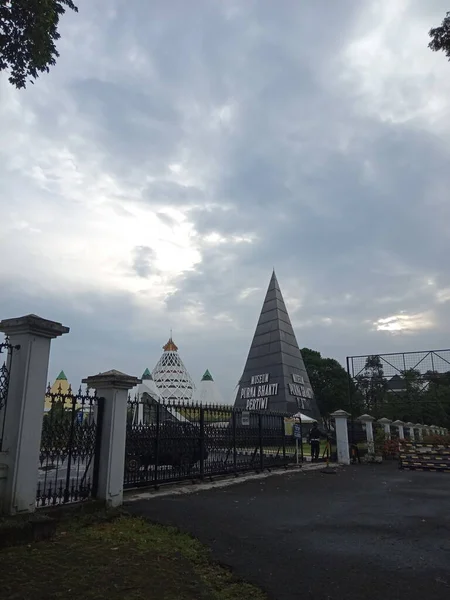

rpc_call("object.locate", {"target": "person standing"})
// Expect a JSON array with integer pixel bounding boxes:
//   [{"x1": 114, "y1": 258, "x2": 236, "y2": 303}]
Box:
[{"x1": 309, "y1": 422, "x2": 321, "y2": 462}]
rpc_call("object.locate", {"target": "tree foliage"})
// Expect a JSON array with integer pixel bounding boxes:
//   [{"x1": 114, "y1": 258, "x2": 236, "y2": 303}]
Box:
[
  {"x1": 0, "y1": 0, "x2": 78, "y2": 89},
  {"x1": 429, "y1": 11, "x2": 450, "y2": 61},
  {"x1": 301, "y1": 348, "x2": 352, "y2": 418}
]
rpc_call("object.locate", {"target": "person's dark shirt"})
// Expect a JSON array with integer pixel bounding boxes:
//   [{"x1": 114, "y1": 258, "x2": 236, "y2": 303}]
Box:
[{"x1": 309, "y1": 426, "x2": 320, "y2": 442}]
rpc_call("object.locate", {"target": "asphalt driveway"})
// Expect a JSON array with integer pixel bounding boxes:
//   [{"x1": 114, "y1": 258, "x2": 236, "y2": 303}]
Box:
[{"x1": 127, "y1": 464, "x2": 450, "y2": 600}]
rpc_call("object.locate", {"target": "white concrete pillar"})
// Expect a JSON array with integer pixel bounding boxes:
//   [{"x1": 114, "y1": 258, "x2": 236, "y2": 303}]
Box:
[
  {"x1": 330, "y1": 410, "x2": 350, "y2": 465},
  {"x1": 405, "y1": 422, "x2": 415, "y2": 440},
  {"x1": 0, "y1": 315, "x2": 69, "y2": 514},
  {"x1": 415, "y1": 424, "x2": 423, "y2": 441},
  {"x1": 358, "y1": 414, "x2": 375, "y2": 454},
  {"x1": 392, "y1": 420, "x2": 405, "y2": 439},
  {"x1": 82, "y1": 370, "x2": 141, "y2": 508},
  {"x1": 378, "y1": 418, "x2": 392, "y2": 440}
]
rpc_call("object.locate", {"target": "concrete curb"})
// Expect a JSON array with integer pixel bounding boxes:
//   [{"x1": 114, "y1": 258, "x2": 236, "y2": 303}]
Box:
[{"x1": 124, "y1": 462, "x2": 340, "y2": 503}]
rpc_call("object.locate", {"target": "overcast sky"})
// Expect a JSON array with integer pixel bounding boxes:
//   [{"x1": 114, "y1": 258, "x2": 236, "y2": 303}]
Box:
[{"x1": 1, "y1": 0, "x2": 450, "y2": 402}]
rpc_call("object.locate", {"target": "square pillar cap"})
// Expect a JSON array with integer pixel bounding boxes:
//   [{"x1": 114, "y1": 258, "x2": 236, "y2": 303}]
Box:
[
  {"x1": 414, "y1": 423, "x2": 423, "y2": 428},
  {"x1": 0, "y1": 314, "x2": 69, "y2": 338},
  {"x1": 378, "y1": 417, "x2": 392, "y2": 425},
  {"x1": 83, "y1": 369, "x2": 141, "y2": 390},
  {"x1": 358, "y1": 414, "x2": 375, "y2": 422},
  {"x1": 392, "y1": 420, "x2": 404, "y2": 426},
  {"x1": 405, "y1": 422, "x2": 415, "y2": 427},
  {"x1": 330, "y1": 409, "x2": 350, "y2": 418}
]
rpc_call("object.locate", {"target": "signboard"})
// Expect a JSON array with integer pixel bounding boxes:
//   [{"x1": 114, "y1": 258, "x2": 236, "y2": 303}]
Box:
[
  {"x1": 76, "y1": 411, "x2": 83, "y2": 424},
  {"x1": 293, "y1": 423, "x2": 302, "y2": 439},
  {"x1": 240, "y1": 372, "x2": 280, "y2": 410},
  {"x1": 241, "y1": 411, "x2": 250, "y2": 426}
]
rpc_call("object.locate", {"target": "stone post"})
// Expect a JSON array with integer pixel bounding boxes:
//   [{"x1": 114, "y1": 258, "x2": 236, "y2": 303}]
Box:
[
  {"x1": 358, "y1": 414, "x2": 375, "y2": 454},
  {"x1": 0, "y1": 315, "x2": 69, "y2": 514},
  {"x1": 330, "y1": 410, "x2": 350, "y2": 465},
  {"x1": 392, "y1": 420, "x2": 405, "y2": 439},
  {"x1": 378, "y1": 417, "x2": 392, "y2": 440},
  {"x1": 82, "y1": 370, "x2": 141, "y2": 508},
  {"x1": 415, "y1": 424, "x2": 423, "y2": 441},
  {"x1": 405, "y1": 422, "x2": 415, "y2": 440}
]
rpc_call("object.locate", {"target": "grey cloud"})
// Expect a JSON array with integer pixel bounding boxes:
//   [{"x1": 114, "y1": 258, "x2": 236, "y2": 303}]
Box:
[
  {"x1": 2, "y1": 0, "x2": 450, "y2": 403},
  {"x1": 132, "y1": 246, "x2": 157, "y2": 278}
]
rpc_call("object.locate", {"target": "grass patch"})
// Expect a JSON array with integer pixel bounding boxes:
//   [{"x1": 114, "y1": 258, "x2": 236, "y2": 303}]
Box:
[{"x1": 0, "y1": 513, "x2": 266, "y2": 600}]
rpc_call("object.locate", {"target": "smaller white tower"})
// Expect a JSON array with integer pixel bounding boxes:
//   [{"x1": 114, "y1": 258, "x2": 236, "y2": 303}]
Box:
[{"x1": 196, "y1": 369, "x2": 224, "y2": 405}]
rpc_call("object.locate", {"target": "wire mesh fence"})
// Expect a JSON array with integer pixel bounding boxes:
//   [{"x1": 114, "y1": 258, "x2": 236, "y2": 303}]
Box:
[{"x1": 346, "y1": 350, "x2": 450, "y2": 428}]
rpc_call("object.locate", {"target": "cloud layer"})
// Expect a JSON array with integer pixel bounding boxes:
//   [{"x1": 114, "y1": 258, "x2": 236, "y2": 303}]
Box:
[{"x1": 1, "y1": 0, "x2": 450, "y2": 401}]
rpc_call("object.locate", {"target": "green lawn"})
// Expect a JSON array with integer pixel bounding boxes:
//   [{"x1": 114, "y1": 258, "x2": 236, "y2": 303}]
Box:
[{"x1": 1, "y1": 513, "x2": 266, "y2": 600}]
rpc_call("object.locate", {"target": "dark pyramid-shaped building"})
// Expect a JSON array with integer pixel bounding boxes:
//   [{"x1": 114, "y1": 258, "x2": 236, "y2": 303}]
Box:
[{"x1": 234, "y1": 271, "x2": 321, "y2": 420}]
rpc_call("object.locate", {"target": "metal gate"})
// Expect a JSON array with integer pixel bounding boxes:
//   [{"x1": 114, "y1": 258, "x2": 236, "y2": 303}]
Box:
[
  {"x1": 124, "y1": 396, "x2": 292, "y2": 489},
  {"x1": 36, "y1": 384, "x2": 101, "y2": 507},
  {"x1": 0, "y1": 335, "x2": 19, "y2": 450}
]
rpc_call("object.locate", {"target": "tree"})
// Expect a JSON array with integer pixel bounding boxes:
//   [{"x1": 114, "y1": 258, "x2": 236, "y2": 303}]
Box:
[
  {"x1": 429, "y1": 11, "x2": 450, "y2": 61},
  {"x1": 0, "y1": 0, "x2": 78, "y2": 89},
  {"x1": 301, "y1": 348, "x2": 353, "y2": 418},
  {"x1": 422, "y1": 370, "x2": 450, "y2": 428},
  {"x1": 354, "y1": 355, "x2": 387, "y2": 418}
]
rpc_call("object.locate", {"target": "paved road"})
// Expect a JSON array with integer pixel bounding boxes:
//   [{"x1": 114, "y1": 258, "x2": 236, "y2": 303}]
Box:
[{"x1": 127, "y1": 464, "x2": 450, "y2": 600}]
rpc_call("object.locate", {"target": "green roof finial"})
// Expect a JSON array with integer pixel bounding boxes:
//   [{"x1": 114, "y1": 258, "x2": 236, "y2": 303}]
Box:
[
  {"x1": 142, "y1": 368, "x2": 152, "y2": 380},
  {"x1": 56, "y1": 370, "x2": 67, "y2": 381},
  {"x1": 201, "y1": 369, "x2": 213, "y2": 381}
]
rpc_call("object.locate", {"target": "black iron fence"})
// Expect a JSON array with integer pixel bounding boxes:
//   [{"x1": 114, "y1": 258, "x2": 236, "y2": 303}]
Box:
[
  {"x1": 0, "y1": 335, "x2": 19, "y2": 450},
  {"x1": 124, "y1": 397, "x2": 295, "y2": 489},
  {"x1": 346, "y1": 350, "x2": 450, "y2": 429},
  {"x1": 36, "y1": 384, "x2": 101, "y2": 507}
]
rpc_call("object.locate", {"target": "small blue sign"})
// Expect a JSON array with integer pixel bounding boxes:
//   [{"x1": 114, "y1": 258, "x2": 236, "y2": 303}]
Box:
[
  {"x1": 76, "y1": 411, "x2": 83, "y2": 424},
  {"x1": 293, "y1": 423, "x2": 302, "y2": 439}
]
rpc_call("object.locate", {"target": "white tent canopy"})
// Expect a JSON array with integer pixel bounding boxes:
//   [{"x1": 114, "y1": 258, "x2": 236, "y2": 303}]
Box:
[{"x1": 291, "y1": 412, "x2": 316, "y2": 424}]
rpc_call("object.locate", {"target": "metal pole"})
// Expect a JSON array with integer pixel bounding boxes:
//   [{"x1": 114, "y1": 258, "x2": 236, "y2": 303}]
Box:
[
  {"x1": 259, "y1": 413, "x2": 264, "y2": 471},
  {"x1": 296, "y1": 438, "x2": 299, "y2": 466},
  {"x1": 232, "y1": 410, "x2": 237, "y2": 475},
  {"x1": 199, "y1": 406, "x2": 205, "y2": 480},
  {"x1": 64, "y1": 394, "x2": 77, "y2": 503},
  {"x1": 346, "y1": 356, "x2": 355, "y2": 445},
  {"x1": 153, "y1": 402, "x2": 160, "y2": 488}
]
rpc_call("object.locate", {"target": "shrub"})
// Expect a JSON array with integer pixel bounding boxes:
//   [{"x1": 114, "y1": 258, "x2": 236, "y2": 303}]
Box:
[{"x1": 382, "y1": 439, "x2": 400, "y2": 459}]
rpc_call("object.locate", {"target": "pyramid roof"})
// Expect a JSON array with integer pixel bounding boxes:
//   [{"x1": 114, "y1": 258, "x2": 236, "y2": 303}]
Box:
[
  {"x1": 49, "y1": 371, "x2": 71, "y2": 395},
  {"x1": 233, "y1": 271, "x2": 321, "y2": 419}
]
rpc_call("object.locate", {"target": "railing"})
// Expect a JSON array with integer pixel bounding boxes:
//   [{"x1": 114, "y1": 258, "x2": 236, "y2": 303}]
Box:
[
  {"x1": 0, "y1": 335, "x2": 19, "y2": 450},
  {"x1": 124, "y1": 397, "x2": 293, "y2": 489},
  {"x1": 36, "y1": 385, "x2": 101, "y2": 507}
]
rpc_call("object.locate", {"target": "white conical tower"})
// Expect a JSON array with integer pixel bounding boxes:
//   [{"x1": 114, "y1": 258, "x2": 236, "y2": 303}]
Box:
[
  {"x1": 152, "y1": 336, "x2": 195, "y2": 403},
  {"x1": 129, "y1": 368, "x2": 189, "y2": 424},
  {"x1": 196, "y1": 369, "x2": 224, "y2": 405}
]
